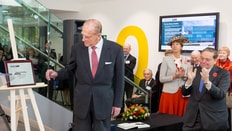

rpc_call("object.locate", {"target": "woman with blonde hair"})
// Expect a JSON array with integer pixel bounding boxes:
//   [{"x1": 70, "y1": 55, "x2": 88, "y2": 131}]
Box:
[{"x1": 215, "y1": 46, "x2": 232, "y2": 130}]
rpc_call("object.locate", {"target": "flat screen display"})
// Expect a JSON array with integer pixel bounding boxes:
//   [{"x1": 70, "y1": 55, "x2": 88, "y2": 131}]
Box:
[{"x1": 159, "y1": 12, "x2": 220, "y2": 52}]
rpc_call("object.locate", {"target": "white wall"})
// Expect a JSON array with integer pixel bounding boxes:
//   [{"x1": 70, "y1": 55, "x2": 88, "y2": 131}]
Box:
[
  {"x1": 37, "y1": 0, "x2": 80, "y2": 12},
  {"x1": 41, "y1": 0, "x2": 232, "y2": 78}
]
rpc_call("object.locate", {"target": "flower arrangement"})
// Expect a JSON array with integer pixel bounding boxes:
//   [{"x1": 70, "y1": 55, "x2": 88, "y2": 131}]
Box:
[{"x1": 122, "y1": 104, "x2": 150, "y2": 121}]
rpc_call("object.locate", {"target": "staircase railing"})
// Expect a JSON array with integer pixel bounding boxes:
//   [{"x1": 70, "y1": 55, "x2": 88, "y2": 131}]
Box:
[{"x1": 0, "y1": 24, "x2": 64, "y2": 69}]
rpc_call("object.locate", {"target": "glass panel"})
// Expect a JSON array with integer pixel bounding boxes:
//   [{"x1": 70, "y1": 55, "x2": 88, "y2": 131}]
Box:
[{"x1": 0, "y1": 0, "x2": 67, "y2": 108}]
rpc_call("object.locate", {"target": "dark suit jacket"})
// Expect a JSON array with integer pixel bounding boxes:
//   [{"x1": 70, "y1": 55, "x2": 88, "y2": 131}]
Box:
[
  {"x1": 181, "y1": 65, "x2": 230, "y2": 130},
  {"x1": 135, "y1": 79, "x2": 156, "y2": 96},
  {"x1": 57, "y1": 39, "x2": 124, "y2": 120},
  {"x1": 126, "y1": 78, "x2": 158, "y2": 112},
  {"x1": 124, "y1": 54, "x2": 136, "y2": 81}
]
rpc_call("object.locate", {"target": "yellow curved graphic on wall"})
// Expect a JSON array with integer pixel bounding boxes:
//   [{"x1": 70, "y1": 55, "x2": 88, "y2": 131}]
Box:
[{"x1": 116, "y1": 26, "x2": 148, "y2": 83}]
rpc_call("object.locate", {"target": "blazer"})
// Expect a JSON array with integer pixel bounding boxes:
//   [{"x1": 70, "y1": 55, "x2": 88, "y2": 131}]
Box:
[
  {"x1": 181, "y1": 65, "x2": 230, "y2": 130},
  {"x1": 127, "y1": 78, "x2": 157, "y2": 112},
  {"x1": 135, "y1": 78, "x2": 156, "y2": 96},
  {"x1": 124, "y1": 54, "x2": 136, "y2": 81},
  {"x1": 57, "y1": 38, "x2": 125, "y2": 120},
  {"x1": 160, "y1": 55, "x2": 191, "y2": 93}
]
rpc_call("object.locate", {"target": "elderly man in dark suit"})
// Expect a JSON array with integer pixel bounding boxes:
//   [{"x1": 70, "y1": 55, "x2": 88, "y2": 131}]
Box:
[
  {"x1": 123, "y1": 43, "x2": 136, "y2": 99},
  {"x1": 126, "y1": 68, "x2": 158, "y2": 113},
  {"x1": 182, "y1": 47, "x2": 230, "y2": 131},
  {"x1": 119, "y1": 43, "x2": 136, "y2": 116},
  {"x1": 46, "y1": 19, "x2": 124, "y2": 131}
]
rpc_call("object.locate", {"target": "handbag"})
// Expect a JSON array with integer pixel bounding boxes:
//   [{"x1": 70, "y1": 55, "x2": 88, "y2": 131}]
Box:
[{"x1": 226, "y1": 91, "x2": 232, "y2": 108}]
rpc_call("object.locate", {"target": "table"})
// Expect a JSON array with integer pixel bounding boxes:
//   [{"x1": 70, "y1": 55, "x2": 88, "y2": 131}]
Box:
[
  {"x1": 112, "y1": 113, "x2": 183, "y2": 131},
  {"x1": 0, "y1": 83, "x2": 47, "y2": 131}
]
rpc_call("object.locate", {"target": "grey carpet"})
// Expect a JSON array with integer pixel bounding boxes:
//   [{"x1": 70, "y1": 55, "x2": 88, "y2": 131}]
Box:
[{"x1": 0, "y1": 105, "x2": 54, "y2": 131}]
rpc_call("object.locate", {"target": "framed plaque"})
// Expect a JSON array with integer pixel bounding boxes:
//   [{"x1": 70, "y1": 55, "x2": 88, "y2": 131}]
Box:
[{"x1": 4, "y1": 60, "x2": 35, "y2": 87}]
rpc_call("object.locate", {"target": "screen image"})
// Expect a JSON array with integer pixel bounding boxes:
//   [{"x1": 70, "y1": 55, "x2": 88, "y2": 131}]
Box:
[{"x1": 159, "y1": 12, "x2": 219, "y2": 52}]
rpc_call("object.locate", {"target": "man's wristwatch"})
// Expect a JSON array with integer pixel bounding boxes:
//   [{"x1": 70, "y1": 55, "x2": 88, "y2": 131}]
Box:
[{"x1": 204, "y1": 81, "x2": 210, "y2": 84}]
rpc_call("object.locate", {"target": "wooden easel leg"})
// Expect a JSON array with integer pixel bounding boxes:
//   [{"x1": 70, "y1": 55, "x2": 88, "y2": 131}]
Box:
[
  {"x1": 27, "y1": 88, "x2": 45, "y2": 131},
  {"x1": 10, "y1": 90, "x2": 16, "y2": 131},
  {"x1": 15, "y1": 99, "x2": 22, "y2": 129},
  {"x1": 19, "y1": 89, "x2": 30, "y2": 131}
]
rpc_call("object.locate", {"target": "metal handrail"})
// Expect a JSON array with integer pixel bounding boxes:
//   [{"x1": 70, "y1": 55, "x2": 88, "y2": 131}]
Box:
[
  {"x1": 124, "y1": 76, "x2": 149, "y2": 104},
  {"x1": 0, "y1": 24, "x2": 64, "y2": 69}
]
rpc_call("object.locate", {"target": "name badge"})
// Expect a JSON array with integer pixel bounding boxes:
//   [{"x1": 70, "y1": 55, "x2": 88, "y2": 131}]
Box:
[
  {"x1": 125, "y1": 60, "x2": 130, "y2": 64},
  {"x1": 146, "y1": 86, "x2": 151, "y2": 90}
]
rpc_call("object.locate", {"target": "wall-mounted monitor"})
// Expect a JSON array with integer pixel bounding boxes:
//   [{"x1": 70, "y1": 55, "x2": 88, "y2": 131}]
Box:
[{"x1": 159, "y1": 12, "x2": 220, "y2": 52}]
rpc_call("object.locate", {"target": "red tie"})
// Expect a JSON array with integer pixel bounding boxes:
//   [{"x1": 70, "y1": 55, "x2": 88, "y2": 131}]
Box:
[{"x1": 91, "y1": 46, "x2": 98, "y2": 78}]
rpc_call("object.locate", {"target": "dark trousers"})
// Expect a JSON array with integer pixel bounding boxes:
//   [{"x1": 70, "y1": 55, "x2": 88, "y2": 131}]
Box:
[
  {"x1": 39, "y1": 87, "x2": 47, "y2": 97},
  {"x1": 69, "y1": 77, "x2": 74, "y2": 110},
  {"x1": 124, "y1": 82, "x2": 134, "y2": 99},
  {"x1": 183, "y1": 112, "x2": 201, "y2": 131},
  {"x1": 72, "y1": 97, "x2": 111, "y2": 131},
  {"x1": 228, "y1": 108, "x2": 231, "y2": 131},
  {"x1": 48, "y1": 79, "x2": 54, "y2": 100}
]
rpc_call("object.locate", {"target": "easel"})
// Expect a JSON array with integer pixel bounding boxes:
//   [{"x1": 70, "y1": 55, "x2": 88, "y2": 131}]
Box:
[
  {"x1": 0, "y1": 84, "x2": 47, "y2": 131},
  {"x1": 0, "y1": 19, "x2": 47, "y2": 131}
]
